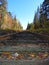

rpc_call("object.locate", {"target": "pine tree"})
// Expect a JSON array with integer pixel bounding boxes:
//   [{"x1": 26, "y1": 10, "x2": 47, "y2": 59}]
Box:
[
  {"x1": 0, "y1": 0, "x2": 7, "y2": 8},
  {"x1": 33, "y1": 7, "x2": 40, "y2": 29},
  {"x1": 26, "y1": 23, "x2": 34, "y2": 31},
  {"x1": 40, "y1": 0, "x2": 49, "y2": 28},
  {"x1": 13, "y1": 16, "x2": 23, "y2": 31}
]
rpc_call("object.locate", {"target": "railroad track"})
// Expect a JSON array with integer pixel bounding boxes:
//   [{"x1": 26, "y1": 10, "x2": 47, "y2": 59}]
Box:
[{"x1": 0, "y1": 31, "x2": 49, "y2": 43}]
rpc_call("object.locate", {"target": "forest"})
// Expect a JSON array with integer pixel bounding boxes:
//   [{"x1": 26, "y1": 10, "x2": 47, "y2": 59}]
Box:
[
  {"x1": 27, "y1": 0, "x2": 49, "y2": 34},
  {"x1": 0, "y1": 0, "x2": 49, "y2": 34}
]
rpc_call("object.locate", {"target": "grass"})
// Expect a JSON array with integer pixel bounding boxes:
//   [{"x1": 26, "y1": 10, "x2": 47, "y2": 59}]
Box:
[{"x1": 0, "y1": 46, "x2": 49, "y2": 53}]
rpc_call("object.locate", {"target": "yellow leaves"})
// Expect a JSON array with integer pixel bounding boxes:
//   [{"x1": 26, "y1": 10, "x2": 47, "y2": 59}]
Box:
[
  {"x1": 16, "y1": 54, "x2": 24, "y2": 59},
  {"x1": 28, "y1": 53, "x2": 36, "y2": 58},
  {"x1": 43, "y1": 52, "x2": 48, "y2": 58},
  {"x1": 2, "y1": 52, "x2": 11, "y2": 55}
]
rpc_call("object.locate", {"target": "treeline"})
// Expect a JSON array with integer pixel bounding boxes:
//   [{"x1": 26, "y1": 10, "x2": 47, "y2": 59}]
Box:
[
  {"x1": 0, "y1": 0, "x2": 49, "y2": 33},
  {"x1": 0, "y1": 0, "x2": 23, "y2": 31},
  {"x1": 26, "y1": 0, "x2": 49, "y2": 33}
]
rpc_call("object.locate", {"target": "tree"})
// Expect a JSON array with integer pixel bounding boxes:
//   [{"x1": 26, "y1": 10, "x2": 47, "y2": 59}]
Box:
[
  {"x1": 33, "y1": 7, "x2": 40, "y2": 29},
  {"x1": 13, "y1": 16, "x2": 23, "y2": 31},
  {"x1": 39, "y1": 0, "x2": 49, "y2": 28},
  {"x1": 26, "y1": 23, "x2": 34, "y2": 31},
  {"x1": 39, "y1": 5, "x2": 45, "y2": 28},
  {"x1": 0, "y1": 0, "x2": 7, "y2": 29},
  {"x1": 0, "y1": 0, "x2": 7, "y2": 8}
]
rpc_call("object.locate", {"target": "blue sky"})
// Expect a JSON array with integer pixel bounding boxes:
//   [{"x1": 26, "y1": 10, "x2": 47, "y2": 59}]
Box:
[{"x1": 7, "y1": 0, "x2": 44, "y2": 29}]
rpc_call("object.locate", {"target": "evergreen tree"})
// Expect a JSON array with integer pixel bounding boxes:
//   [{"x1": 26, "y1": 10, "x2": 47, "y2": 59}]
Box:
[
  {"x1": 40, "y1": 0, "x2": 49, "y2": 28},
  {"x1": 0, "y1": 0, "x2": 7, "y2": 8},
  {"x1": 26, "y1": 23, "x2": 34, "y2": 31},
  {"x1": 33, "y1": 7, "x2": 40, "y2": 29},
  {"x1": 13, "y1": 16, "x2": 23, "y2": 31}
]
